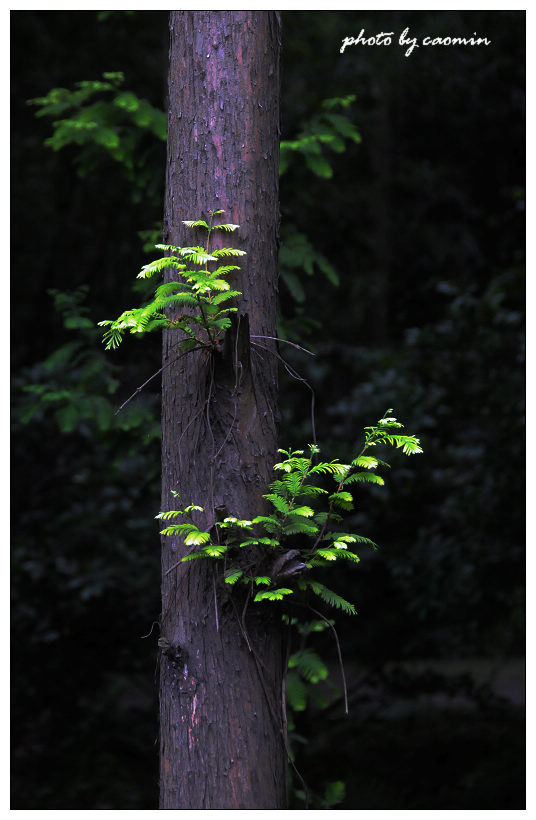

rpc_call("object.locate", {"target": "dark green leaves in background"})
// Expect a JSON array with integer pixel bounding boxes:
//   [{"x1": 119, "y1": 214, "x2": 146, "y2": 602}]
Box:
[{"x1": 11, "y1": 10, "x2": 524, "y2": 810}]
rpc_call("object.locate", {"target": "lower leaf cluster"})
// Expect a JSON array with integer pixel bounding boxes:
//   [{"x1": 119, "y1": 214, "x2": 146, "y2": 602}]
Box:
[{"x1": 158, "y1": 411, "x2": 422, "y2": 617}]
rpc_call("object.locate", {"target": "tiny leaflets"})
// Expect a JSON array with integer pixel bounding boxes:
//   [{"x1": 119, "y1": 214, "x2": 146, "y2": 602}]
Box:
[
  {"x1": 212, "y1": 223, "x2": 240, "y2": 232},
  {"x1": 282, "y1": 518, "x2": 318, "y2": 536},
  {"x1": 288, "y1": 648, "x2": 328, "y2": 683},
  {"x1": 176, "y1": 247, "x2": 218, "y2": 265},
  {"x1": 210, "y1": 247, "x2": 246, "y2": 258},
  {"x1": 254, "y1": 588, "x2": 294, "y2": 602},
  {"x1": 155, "y1": 510, "x2": 183, "y2": 520},
  {"x1": 309, "y1": 461, "x2": 350, "y2": 476},
  {"x1": 137, "y1": 256, "x2": 186, "y2": 279},
  {"x1": 342, "y1": 471, "x2": 385, "y2": 486},
  {"x1": 224, "y1": 570, "x2": 243, "y2": 585},
  {"x1": 328, "y1": 491, "x2": 354, "y2": 510},
  {"x1": 254, "y1": 576, "x2": 271, "y2": 586},
  {"x1": 303, "y1": 580, "x2": 356, "y2": 615},
  {"x1": 182, "y1": 219, "x2": 209, "y2": 229},
  {"x1": 315, "y1": 548, "x2": 338, "y2": 561}
]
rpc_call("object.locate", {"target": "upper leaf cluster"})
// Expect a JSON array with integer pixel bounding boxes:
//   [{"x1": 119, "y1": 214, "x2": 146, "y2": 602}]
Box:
[{"x1": 98, "y1": 214, "x2": 244, "y2": 351}]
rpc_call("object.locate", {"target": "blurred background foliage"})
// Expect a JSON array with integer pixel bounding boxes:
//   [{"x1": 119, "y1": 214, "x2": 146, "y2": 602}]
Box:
[{"x1": 11, "y1": 10, "x2": 524, "y2": 810}]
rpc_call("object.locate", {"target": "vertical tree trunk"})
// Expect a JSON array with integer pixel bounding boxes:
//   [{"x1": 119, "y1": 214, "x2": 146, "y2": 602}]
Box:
[{"x1": 159, "y1": 11, "x2": 285, "y2": 810}]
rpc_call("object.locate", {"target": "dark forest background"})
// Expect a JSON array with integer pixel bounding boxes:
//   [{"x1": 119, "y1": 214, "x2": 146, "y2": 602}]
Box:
[{"x1": 11, "y1": 11, "x2": 525, "y2": 810}]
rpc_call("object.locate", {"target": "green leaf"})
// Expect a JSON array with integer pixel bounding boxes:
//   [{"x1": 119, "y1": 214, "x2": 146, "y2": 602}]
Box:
[
  {"x1": 254, "y1": 576, "x2": 272, "y2": 586},
  {"x1": 281, "y1": 270, "x2": 306, "y2": 303},
  {"x1": 210, "y1": 290, "x2": 242, "y2": 306},
  {"x1": 182, "y1": 219, "x2": 209, "y2": 229},
  {"x1": 154, "y1": 281, "x2": 188, "y2": 299},
  {"x1": 328, "y1": 491, "x2": 354, "y2": 510},
  {"x1": 213, "y1": 223, "x2": 240, "y2": 232},
  {"x1": 288, "y1": 648, "x2": 328, "y2": 683},
  {"x1": 324, "y1": 781, "x2": 346, "y2": 807},
  {"x1": 181, "y1": 552, "x2": 209, "y2": 562},
  {"x1": 305, "y1": 580, "x2": 356, "y2": 615},
  {"x1": 295, "y1": 484, "x2": 329, "y2": 498},
  {"x1": 224, "y1": 570, "x2": 243, "y2": 585},
  {"x1": 239, "y1": 537, "x2": 280, "y2": 548},
  {"x1": 210, "y1": 247, "x2": 246, "y2": 258},
  {"x1": 254, "y1": 588, "x2": 294, "y2": 602},
  {"x1": 251, "y1": 514, "x2": 281, "y2": 534},
  {"x1": 328, "y1": 548, "x2": 361, "y2": 563},
  {"x1": 351, "y1": 455, "x2": 385, "y2": 469},
  {"x1": 178, "y1": 247, "x2": 218, "y2": 265},
  {"x1": 219, "y1": 516, "x2": 253, "y2": 529},
  {"x1": 64, "y1": 316, "x2": 93, "y2": 330},
  {"x1": 309, "y1": 461, "x2": 349, "y2": 476},
  {"x1": 342, "y1": 471, "x2": 385, "y2": 487},
  {"x1": 262, "y1": 493, "x2": 290, "y2": 514},
  {"x1": 304, "y1": 153, "x2": 333, "y2": 178},
  {"x1": 137, "y1": 256, "x2": 185, "y2": 279},
  {"x1": 323, "y1": 111, "x2": 362, "y2": 142},
  {"x1": 315, "y1": 548, "x2": 338, "y2": 561},
  {"x1": 203, "y1": 544, "x2": 227, "y2": 558},
  {"x1": 285, "y1": 670, "x2": 308, "y2": 711},
  {"x1": 55, "y1": 404, "x2": 79, "y2": 432},
  {"x1": 321, "y1": 94, "x2": 356, "y2": 110},
  {"x1": 326, "y1": 532, "x2": 377, "y2": 548},
  {"x1": 159, "y1": 522, "x2": 198, "y2": 537},
  {"x1": 184, "y1": 530, "x2": 210, "y2": 546},
  {"x1": 155, "y1": 510, "x2": 183, "y2": 520},
  {"x1": 381, "y1": 434, "x2": 423, "y2": 455},
  {"x1": 290, "y1": 505, "x2": 314, "y2": 518},
  {"x1": 282, "y1": 518, "x2": 318, "y2": 536}
]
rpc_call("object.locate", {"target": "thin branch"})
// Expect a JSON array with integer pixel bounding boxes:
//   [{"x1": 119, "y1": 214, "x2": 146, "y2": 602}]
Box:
[
  {"x1": 113, "y1": 343, "x2": 208, "y2": 415},
  {"x1": 212, "y1": 566, "x2": 220, "y2": 632},
  {"x1": 308, "y1": 604, "x2": 349, "y2": 715},
  {"x1": 250, "y1": 335, "x2": 316, "y2": 356},
  {"x1": 212, "y1": 314, "x2": 243, "y2": 463},
  {"x1": 140, "y1": 621, "x2": 159, "y2": 639},
  {"x1": 240, "y1": 587, "x2": 253, "y2": 652},
  {"x1": 251, "y1": 341, "x2": 317, "y2": 445},
  {"x1": 164, "y1": 560, "x2": 181, "y2": 576}
]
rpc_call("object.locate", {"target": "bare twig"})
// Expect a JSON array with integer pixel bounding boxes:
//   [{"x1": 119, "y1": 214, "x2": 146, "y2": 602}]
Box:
[
  {"x1": 140, "y1": 621, "x2": 159, "y2": 639},
  {"x1": 240, "y1": 587, "x2": 253, "y2": 652},
  {"x1": 308, "y1": 604, "x2": 349, "y2": 715},
  {"x1": 212, "y1": 566, "x2": 220, "y2": 632},
  {"x1": 251, "y1": 341, "x2": 317, "y2": 446},
  {"x1": 250, "y1": 334, "x2": 316, "y2": 356},
  {"x1": 114, "y1": 343, "x2": 207, "y2": 415}
]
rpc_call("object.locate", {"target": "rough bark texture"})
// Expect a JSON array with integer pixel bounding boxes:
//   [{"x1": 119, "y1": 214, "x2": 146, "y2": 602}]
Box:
[{"x1": 159, "y1": 11, "x2": 285, "y2": 810}]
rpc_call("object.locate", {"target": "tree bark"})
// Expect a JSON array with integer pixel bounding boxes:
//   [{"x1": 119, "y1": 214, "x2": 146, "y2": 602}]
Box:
[{"x1": 159, "y1": 11, "x2": 285, "y2": 810}]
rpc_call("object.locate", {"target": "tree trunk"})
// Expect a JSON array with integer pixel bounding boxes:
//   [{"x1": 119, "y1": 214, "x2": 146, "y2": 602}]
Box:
[{"x1": 159, "y1": 11, "x2": 285, "y2": 810}]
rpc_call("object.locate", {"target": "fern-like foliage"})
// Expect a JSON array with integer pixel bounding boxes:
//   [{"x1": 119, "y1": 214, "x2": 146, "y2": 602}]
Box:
[
  {"x1": 98, "y1": 210, "x2": 243, "y2": 350},
  {"x1": 279, "y1": 94, "x2": 361, "y2": 179},
  {"x1": 28, "y1": 72, "x2": 167, "y2": 202},
  {"x1": 288, "y1": 648, "x2": 329, "y2": 684},
  {"x1": 158, "y1": 411, "x2": 422, "y2": 617}
]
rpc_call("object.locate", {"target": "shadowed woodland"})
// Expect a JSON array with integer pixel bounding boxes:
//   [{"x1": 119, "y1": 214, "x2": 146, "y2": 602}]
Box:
[{"x1": 11, "y1": 11, "x2": 524, "y2": 809}]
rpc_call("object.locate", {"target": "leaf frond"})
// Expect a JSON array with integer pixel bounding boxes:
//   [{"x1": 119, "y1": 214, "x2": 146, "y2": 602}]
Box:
[
  {"x1": 254, "y1": 588, "x2": 293, "y2": 602},
  {"x1": 305, "y1": 580, "x2": 356, "y2": 615}
]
